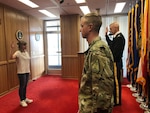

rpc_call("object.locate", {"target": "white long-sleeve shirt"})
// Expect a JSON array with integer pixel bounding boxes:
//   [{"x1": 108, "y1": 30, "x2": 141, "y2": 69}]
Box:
[{"x1": 13, "y1": 50, "x2": 30, "y2": 74}]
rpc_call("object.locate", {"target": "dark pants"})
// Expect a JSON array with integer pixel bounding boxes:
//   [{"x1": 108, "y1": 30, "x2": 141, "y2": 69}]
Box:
[
  {"x1": 18, "y1": 73, "x2": 29, "y2": 101},
  {"x1": 147, "y1": 75, "x2": 150, "y2": 109},
  {"x1": 114, "y1": 61, "x2": 122, "y2": 106},
  {"x1": 113, "y1": 69, "x2": 121, "y2": 105}
]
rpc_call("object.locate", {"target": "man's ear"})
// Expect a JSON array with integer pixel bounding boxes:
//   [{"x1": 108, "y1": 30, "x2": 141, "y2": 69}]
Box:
[{"x1": 88, "y1": 23, "x2": 93, "y2": 32}]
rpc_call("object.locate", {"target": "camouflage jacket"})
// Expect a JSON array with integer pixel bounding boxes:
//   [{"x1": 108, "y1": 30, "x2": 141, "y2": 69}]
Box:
[{"x1": 79, "y1": 36, "x2": 114, "y2": 113}]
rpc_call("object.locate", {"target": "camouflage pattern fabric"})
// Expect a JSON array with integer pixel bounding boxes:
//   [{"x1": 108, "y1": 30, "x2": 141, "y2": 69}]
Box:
[{"x1": 79, "y1": 37, "x2": 114, "y2": 113}]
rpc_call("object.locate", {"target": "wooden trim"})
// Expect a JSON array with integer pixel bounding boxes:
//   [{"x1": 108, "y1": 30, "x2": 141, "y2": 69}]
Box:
[
  {"x1": 62, "y1": 55, "x2": 78, "y2": 58},
  {"x1": 8, "y1": 60, "x2": 16, "y2": 63},
  {"x1": 0, "y1": 61, "x2": 7, "y2": 65}
]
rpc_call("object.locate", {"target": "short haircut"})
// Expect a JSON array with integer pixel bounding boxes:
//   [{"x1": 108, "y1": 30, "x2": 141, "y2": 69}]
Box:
[
  {"x1": 82, "y1": 12, "x2": 102, "y2": 33},
  {"x1": 110, "y1": 22, "x2": 119, "y2": 30}
]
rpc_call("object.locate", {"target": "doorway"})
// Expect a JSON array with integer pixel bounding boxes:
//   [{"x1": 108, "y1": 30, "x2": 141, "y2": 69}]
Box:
[{"x1": 45, "y1": 20, "x2": 61, "y2": 75}]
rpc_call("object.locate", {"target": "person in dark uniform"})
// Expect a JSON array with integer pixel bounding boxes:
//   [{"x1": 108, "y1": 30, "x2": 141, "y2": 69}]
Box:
[{"x1": 105, "y1": 22, "x2": 125, "y2": 106}]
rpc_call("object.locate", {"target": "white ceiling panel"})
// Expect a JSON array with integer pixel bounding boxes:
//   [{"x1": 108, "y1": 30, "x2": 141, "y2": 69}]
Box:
[{"x1": 0, "y1": 0, "x2": 137, "y2": 20}]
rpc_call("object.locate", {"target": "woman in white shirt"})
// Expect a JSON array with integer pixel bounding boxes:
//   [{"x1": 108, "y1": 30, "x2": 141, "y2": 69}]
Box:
[{"x1": 11, "y1": 40, "x2": 33, "y2": 107}]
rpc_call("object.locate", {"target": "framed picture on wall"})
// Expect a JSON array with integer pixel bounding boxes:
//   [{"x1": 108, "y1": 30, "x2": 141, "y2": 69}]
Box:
[{"x1": 16, "y1": 30, "x2": 23, "y2": 41}]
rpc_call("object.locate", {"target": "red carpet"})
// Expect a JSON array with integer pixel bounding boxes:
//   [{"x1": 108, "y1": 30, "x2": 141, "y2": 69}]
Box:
[
  {"x1": 113, "y1": 86, "x2": 144, "y2": 113},
  {"x1": 113, "y1": 78, "x2": 144, "y2": 113},
  {"x1": 0, "y1": 75, "x2": 79, "y2": 113},
  {"x1": 0, "y1": 76, "x2": 144, "y2": 113}
]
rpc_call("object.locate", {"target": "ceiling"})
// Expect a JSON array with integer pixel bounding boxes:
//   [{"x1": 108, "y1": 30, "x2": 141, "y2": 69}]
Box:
[{"x1": 0, "y1": 0, "x2": 137, "y2": 20}]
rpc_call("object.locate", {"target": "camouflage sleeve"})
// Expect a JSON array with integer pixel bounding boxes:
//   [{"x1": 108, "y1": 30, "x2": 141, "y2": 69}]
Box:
[
  {"x1": 79, "y1": 52, "x2": 94, "y2": 113},
  {"x1": 90, "y1": 48, "x2": 114, "y2": 110}
]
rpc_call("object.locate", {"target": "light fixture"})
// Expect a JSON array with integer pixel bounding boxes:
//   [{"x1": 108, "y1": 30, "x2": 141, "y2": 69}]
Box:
[
  {"x1": 80, "y1": 6, "x2": 90, "y2": 15},
  {"x1": 39, "y1": 10, "x2": 56, "y2": 18},
  {"x1": 18, "y1": 0, "x2": 39, "y2": 8},
  {"x1": 114, "y1": 2, "x2": 126, "y2": 13},
  {"x1": 75, "y1": 0, "x2": 86, "y2": 4}
]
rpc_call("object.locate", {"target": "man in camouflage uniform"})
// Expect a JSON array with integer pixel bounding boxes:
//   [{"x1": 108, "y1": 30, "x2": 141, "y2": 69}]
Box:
[{"x1": 79, "y1": 13, "x2": 114, "y2": 113}]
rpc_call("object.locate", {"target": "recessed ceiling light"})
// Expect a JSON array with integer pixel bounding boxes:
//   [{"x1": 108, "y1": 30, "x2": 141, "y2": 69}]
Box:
[
  {"x1": 114, "y1": 2, "x2": 126, "y2": 13},
  {"x1": 75, "y1": 0, "x2": 86, "y2": 4},
  {"x1": 18, "y1": 0, "x2": 39, "y2": 8},
  {"x1": 80, "y1": 6, "x2": 90, "y2": 15},
  {"x1": 39, "y1": 10, "x2": 56, "y2": 18}
]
